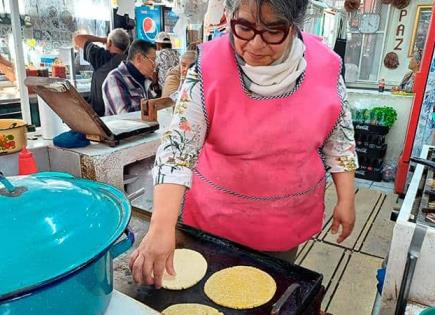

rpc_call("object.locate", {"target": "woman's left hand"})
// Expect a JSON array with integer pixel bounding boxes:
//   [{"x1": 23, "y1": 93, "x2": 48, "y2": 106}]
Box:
[{"x1": 331, "y1": 201, "x2": 355, "y2": 243}]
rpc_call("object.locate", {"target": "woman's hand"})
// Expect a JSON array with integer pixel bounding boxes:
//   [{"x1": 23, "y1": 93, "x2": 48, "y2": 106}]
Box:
[
  {"x1": 331, "y1": 200, "x2": 355, "y2": 243},
  {"x1": 331, "y1": 172, "x2": 356, "y2": 243},
  {"x1": 129, "y1": 223, "x2": 176, "y2": 289},
  {"x1": 129, "y1": 184, "x2": 186, "y2": 287}
]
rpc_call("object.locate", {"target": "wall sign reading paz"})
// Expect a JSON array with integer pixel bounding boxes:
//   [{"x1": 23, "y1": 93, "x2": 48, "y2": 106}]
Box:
[{"x1": 394, "y1": 9, "x2": 408, "y2": 51}]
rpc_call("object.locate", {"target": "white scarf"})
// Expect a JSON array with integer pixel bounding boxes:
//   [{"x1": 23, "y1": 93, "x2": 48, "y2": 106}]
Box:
[{"x1": 239, "y1": 37, "x2": 307, "y2": 97}]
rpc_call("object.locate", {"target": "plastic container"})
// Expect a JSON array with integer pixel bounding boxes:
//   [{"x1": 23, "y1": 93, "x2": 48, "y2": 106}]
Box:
[
  {"x1": 355, "y1": 133, "x2": 386, "y2": 146},
  {"x1": 52, "y1": 64, "x2": 66, "y2": 78},
  {"x1": 356, "y1": 143, "x2": 387, "y2": 159},
  {"x1": 18, "y1": 147, "x2": 38, "y2": 175},
  {"x1": 25, "y1": 68, "x2": 38, "y2": 94},
  {"x1": 378, "y1": 78, "x2": 385, "y2": 92},
  {"x1": 356, "y1": 164, "x2": 384, "y2": 182},
  {"x1": 382, "y1": 160, "x2": 397, "y2": 182},
  {"x1": 353, "y1": 122, "x2": 390, "y2": 135}
]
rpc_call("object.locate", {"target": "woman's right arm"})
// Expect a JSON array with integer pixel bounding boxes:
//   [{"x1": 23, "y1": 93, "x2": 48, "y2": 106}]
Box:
[
  {"x1": 129, "y1": 184, "x2": 185, "y2": 288},
  {"x1": 129, "y1": 64, "x2": 207, "y2": 288}
]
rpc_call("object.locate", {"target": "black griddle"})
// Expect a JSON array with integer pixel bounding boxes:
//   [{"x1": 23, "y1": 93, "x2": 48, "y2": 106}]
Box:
[{"x1": 134, "y1": 224, "x2": 323, "y2": 315}]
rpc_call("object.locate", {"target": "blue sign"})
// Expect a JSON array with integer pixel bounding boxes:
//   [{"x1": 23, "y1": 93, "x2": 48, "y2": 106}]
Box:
[{"x1": 135, "y1": 6, "x2": 162, "y2": 43}]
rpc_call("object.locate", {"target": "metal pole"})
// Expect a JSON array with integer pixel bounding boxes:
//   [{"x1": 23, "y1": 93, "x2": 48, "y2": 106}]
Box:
[
  {"x1": 108, "y1": 0, "x2": 114, "y2": 31},
  {"x1": 68, "y1": 47, "x2": 76, "y2": 86},
  {"x1": 9, "y1": 0, "x2": 32, "y2": 124}
]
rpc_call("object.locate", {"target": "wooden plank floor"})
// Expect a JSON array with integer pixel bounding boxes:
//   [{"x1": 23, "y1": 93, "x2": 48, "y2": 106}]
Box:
[{"x1": 296, "y1": 180, "x2": 398, "y2": 314}]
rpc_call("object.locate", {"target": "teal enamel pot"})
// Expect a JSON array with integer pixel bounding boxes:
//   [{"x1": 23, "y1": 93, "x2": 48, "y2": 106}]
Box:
[{"x1": 0, "y1": 172, "x2": 134, "y2": 315}]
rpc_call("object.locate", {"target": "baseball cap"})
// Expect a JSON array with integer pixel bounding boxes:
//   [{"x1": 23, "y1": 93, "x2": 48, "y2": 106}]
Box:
[{"x1": 156, "y1": 32, "x2": 171, "y2": 43}]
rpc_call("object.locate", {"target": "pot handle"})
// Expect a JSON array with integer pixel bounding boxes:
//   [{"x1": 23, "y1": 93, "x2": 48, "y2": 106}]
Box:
[
  {"x1": 0, "y1": 171, "x2": 27, "y2": 197},
  {"x1": 110, "y1": 227, "x2": 135, "y2": 258},
  {"x1": 0, "y1": 171, "x2": 15, "y2": 192}
]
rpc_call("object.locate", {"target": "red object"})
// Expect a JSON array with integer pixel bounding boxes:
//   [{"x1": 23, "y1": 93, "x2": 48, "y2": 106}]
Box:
[
  {"x1": 378, "y1": 79, "x2": 385, "y2": 92},
  {"x1": 25, "y1": 68, "x2": 39, "y2": 94},
  {"x1": 18, "y1": 147, "x2": 38, "y2": 175},
  {"x1": 395, "y1": 2, "x2": 435, "y2": 195},
  {"x1": 51, "y1": 64, "x2": 66, "y2": 78},
  {"x1": 143, "y1": 17, "x2": 154, "y2": 32},
  {"x1": 26, "y1": 68, "x2": 38, "y2": 76}
]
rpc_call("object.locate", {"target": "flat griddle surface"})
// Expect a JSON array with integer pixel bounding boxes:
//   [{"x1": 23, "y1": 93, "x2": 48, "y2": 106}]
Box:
[{"x1": 135, "y1": 224, "x2": 322, "y2": 315}]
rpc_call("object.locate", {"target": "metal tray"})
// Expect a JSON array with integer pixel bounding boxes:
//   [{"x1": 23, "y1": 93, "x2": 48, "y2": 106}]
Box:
[{"x1": 134, "y1": 224, "x2": 323, "y2": 315}]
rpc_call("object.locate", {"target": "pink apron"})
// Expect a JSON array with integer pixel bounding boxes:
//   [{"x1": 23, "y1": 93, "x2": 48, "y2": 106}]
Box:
[{"x1": 182, "y1": 33, "x2": 342, "y2": 251}]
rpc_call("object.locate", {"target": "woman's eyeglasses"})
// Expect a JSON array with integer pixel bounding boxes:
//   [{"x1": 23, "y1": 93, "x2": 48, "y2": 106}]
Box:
[{"x1": 230, "y1": 19, "x2": 290, "y2": 45}]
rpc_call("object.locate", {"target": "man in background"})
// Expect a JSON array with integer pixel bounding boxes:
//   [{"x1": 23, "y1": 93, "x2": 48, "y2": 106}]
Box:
[
  {"x1": 102, "y1": 40, "x2": 158, "y2": 116},
  {"x1": 73, "y1": 28, "x2": 130, "y2": 116}
]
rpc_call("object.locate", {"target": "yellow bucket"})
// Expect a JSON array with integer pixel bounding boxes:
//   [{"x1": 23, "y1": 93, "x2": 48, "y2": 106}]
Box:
[{"x1": 0, "y1": 119, "x2": 27, "y2": 154}]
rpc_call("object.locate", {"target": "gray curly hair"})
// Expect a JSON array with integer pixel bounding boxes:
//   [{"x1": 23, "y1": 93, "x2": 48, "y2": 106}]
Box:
[{"x1": 224, "y1": 0, "x2": 309, "y2": 27}]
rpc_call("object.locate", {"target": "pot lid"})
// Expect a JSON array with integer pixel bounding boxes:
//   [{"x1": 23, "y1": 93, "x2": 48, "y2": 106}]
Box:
[{"x1": 0, "y1": 172, "x2": 131, "y2": 299}]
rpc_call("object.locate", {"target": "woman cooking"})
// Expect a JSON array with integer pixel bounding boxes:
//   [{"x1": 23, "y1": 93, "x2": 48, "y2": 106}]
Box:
[{"x1": 130, "y1": 0, "x2": 358, "y2": 288}]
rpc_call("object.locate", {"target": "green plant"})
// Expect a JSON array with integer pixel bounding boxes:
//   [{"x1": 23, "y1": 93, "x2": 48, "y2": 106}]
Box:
[{"x1": 370, "y1": 106, "x2": 398, "y2": 127}]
